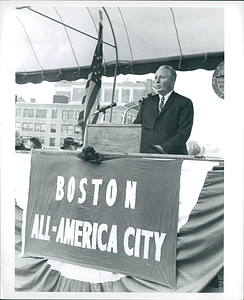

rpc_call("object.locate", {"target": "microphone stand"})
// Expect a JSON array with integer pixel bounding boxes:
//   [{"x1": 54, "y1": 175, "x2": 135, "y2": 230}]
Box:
[
  {"x1": 122, "y1": 103, "x2": 140, "y2": 124},
  {"x1": 122, "y1": 93, "x2": 153, "y2": 124}
]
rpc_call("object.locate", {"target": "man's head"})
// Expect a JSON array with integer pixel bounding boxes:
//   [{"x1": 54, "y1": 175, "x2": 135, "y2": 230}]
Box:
[
  {"x1": 27, "y1": 137, "x2": 42, "y2": 149},
  {"x1": 154, "y1": 65, "x2": 176, "y2": 96},
  {"x1": 60, "y1": 137, "x2": 79, "y2": 150},
  {"x1": 15, "y1": 128, "x2": 22, "y2": 146}
]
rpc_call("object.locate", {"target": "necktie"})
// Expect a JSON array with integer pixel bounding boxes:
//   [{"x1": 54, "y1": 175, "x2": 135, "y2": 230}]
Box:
[{"x1": 158, "y1": 96, "x2": 165, "y2": 112}]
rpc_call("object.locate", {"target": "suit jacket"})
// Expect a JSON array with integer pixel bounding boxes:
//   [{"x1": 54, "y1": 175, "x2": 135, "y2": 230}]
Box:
[
  {"x1": 133, "y1": 91, "x2": 194, "y2": 155},
  {"x1": 15, "y1": 143, "x2": 30, "y2": 151}
]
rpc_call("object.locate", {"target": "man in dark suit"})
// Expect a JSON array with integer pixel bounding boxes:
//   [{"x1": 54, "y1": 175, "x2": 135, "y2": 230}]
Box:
[
  {"x1": 133, "y1": 65, "x2": 194, "y2": 155},
  {"x1": 15, "y1": 128, "x2": 30, "y2": 151}
]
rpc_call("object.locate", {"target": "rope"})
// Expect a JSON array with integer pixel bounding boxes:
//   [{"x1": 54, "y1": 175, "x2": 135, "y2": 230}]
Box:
[
  {"x1": 57, "y1": 68, "x2": 62, "y2": 77},
  {"x1": 202, "y1": 53, "x2": 208, "y2": 63},
  {"x1": 16, "y1": 16, "x2": 44, "y2": 75},
  {"x1": 22, "y1": 70, "x2": 28, "y2": 79},
  {"x1": 54, "y1": 7, "x2": 80, "y2": 76},
  {"x1": 170, "y1": 7, "x2": 183, "y2": 69},
  {"x1": 126, "y1": 63, "x2": 134, "y2": 74},
  {"x1": 118, "y1": 7, "x2": 134, "y2": 73}
]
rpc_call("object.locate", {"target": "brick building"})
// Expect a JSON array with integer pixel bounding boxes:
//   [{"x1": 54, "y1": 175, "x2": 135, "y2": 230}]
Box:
[{"x1": 15, "y1": 79, "x2": 153, "y2": 148}]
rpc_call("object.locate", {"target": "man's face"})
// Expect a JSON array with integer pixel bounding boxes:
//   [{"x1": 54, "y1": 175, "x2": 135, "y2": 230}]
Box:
[
  {"x1": 26, "y1": 140, "x2": 34, "y2": 149},
  {"x1": 154, "y1": 67, "x2": 175, "y2": 96},
  {"x1": 65, "y1": 144, "x2": 77, "y2": 150},
  {"x1": 15, "y1": 132, "x2": 22, "y2": 146}
]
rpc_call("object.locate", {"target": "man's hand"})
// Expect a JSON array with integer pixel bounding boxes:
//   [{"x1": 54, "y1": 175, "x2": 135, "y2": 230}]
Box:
[
  {"x1": 149, "y1": 143, "x2": 167, "y2": 154},
  {"x1": 155, "y1": 145, "x2": 167, "y2": 153}
]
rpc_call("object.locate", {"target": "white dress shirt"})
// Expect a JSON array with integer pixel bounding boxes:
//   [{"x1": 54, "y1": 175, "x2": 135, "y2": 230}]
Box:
[{"x1": 159, "y1": 90, "x2": 174, "y2": 106}]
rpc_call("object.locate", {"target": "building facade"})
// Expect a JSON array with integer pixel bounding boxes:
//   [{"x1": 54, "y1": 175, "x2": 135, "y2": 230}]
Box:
[
  {"x1": 15, "y1": 103, "x2": 83, "y2": 148},
  {"x1": 15, "y1": 79, "x2": 153, "y2": 148},
  {"x1": 54, "y1": 79, "x2": 153, "y2": 105}
]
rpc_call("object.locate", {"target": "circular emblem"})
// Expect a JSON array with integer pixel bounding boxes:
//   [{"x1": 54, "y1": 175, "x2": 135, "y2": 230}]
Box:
[{"x1": 212, "y1": 60, "x2": 224, "y2": 99}]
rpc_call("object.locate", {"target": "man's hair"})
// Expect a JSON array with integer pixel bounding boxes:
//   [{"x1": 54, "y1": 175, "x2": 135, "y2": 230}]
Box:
[
  {"x1": 29, "y1": 137, "x2": 42, "y2": 149},
  {"x1": 159, "y1": 65, "x2": 177, "y2": 82}
]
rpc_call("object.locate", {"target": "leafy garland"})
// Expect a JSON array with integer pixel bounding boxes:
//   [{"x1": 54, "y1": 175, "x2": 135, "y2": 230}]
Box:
[{"x1": 78, "y1": 146, "x2": 102, "y2": 164}]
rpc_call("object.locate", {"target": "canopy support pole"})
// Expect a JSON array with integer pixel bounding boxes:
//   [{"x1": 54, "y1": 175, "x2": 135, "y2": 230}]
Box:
[{"x1": 102, "y1": 7, "x2": 118, "y2": 123}]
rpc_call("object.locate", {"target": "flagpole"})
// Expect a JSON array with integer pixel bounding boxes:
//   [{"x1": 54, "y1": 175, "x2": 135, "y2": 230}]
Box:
[
  {"x1": 78, "y1": 14, "x2": 103, "y2": 145},
  {"x1": 102, "y1": 7, "x2": 118, "y2": 123}
]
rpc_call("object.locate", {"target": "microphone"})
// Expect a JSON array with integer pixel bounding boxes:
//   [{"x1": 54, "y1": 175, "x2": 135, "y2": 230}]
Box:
[
  {"x1": 92, "y1": 102, "x2": 117, "y2": 115},
  {"x1": 139, "y1": 93, "x2": 152, "y2": 103}
]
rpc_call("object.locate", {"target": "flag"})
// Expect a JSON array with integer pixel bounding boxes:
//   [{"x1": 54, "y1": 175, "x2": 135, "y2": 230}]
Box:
[{"x1": 78, "y1": 22, "x2": 103, "y2": 133}]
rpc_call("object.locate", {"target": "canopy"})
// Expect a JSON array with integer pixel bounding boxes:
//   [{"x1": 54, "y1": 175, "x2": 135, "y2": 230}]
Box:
[{"x1": 15, "y1": 5, "x2": 224, "y2": 84}]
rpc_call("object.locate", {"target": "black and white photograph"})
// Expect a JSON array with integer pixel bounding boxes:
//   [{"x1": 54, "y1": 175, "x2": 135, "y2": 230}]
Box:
[{"x1": 0, "y1": 1, "x2": 243, "y2": 299}]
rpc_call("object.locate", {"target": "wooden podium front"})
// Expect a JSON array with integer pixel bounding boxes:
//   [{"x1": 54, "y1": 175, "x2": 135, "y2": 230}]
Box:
[{"x1": 84, "y1": 124, "x2": 142, "y2": 153}]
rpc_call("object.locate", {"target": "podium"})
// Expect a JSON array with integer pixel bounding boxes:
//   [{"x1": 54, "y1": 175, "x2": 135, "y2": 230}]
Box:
[{"x1": 84, "y1": 124, "x2": 142, "y2": 153}]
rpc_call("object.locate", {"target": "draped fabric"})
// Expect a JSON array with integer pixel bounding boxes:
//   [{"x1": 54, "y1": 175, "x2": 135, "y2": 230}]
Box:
[
  {"x1": 15, "y1": 154, "x2": 224, "y2": 293},
  {"x1": 21, "y1": 153, "x2": 183, "y2": 289},
  {"x1": 15, "y1": 54, "x2": 224, "y2": 85}
]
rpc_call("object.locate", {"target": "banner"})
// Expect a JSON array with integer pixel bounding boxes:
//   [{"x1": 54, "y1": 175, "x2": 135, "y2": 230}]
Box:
[{"x1": 22, "y1": 152, "x2": 183, "y2": 289}]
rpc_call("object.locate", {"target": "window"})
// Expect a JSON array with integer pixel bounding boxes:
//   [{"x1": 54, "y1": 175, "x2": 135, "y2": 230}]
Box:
[
  {"x1": 35, "y1": 123, "x2": 46, "y2": 132},
  {"x1": 69, "y1": 110, "x2": 74, "y2": 119},
  {"x1": 133, "y1": 89, "x2": 146, "y2": 102},
  {"x1": 40, "y1": 137, "x2": 45, "y2": 145},
  {"x1": 62, "y1": 110, "x2": 74, "y2": 120},
  {"x1": 61, "y1": 124, "x2": 68, "y2": 134},
  {"x1": 60, "y1": 138, "x2": 64, "y2": 147},
  {"x1": 35, "y1": 123, "x2": 40, "y2": 131},
  {"x1": 78, "y1": 110, "x2": 84, "y2": 122},
  {"x1": 74, "y1": 125, "x2": 81, "y2": 134},
  {"x1": 103, "y1": 112, "x2": 111, "y2": 122},
  {"x1": 23, "y1": 108, "x2": 34, "y2": 118},
  {"x1": 49, "y1": 137, "x2": 55, "y2": 147},
  {"x1": 122, "y1": 89, "x2": 130, "y2": 103},
  {"x1": 22, "y1": 122, "x2": 33, "y2": 131},
  {"x1": 15, "y1": 122, "x2": 20, "y2": 129},
  {"x1": 52, "y1": 110, "x2": 58, "y2": 119},
  {"x1": 62, "y1": 110, "x2": 68, "y2": 119},
  {"x1": 72, "y1": 87, "x2": 86, "y2": 102},
  {"x1": 15, "y1": 108, "x2": 21, "y2": 118},
  {"x1": 68, "y1": 124, "x2": 73, "y2": 134},
  {"x1": 61, "y1": 124, "x2": 73, "y2": 134},
  {"x1": 127, "y1": 114, "x2": 132, "y2": 124},
  {"x1": 104, "y1": 88, "x2": 119, "y2": 102},
  {"x1": 76, "y1": 110, "x2": 80, "y2": 120},
  {"x1": 51, "y1": 124, "x2": 57, "y2": 133},
  {"x1": 36, "y1": 109, "x2": 47, "y2": 118},
  {"x1": 112, "y1": 111, "x2": 117, "y2": 122},
  {"x1": 41, "y1": 124, "x2": 46, "y2": 132},
  {"x1": 103, "y1": 111, "x2": 117, "y2": 122}
]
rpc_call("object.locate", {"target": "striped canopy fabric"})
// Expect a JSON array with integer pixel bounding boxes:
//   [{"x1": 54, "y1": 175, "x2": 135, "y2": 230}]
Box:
[{"x1": 15, "y1": 5, "x2": 224, "y2": 84}]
